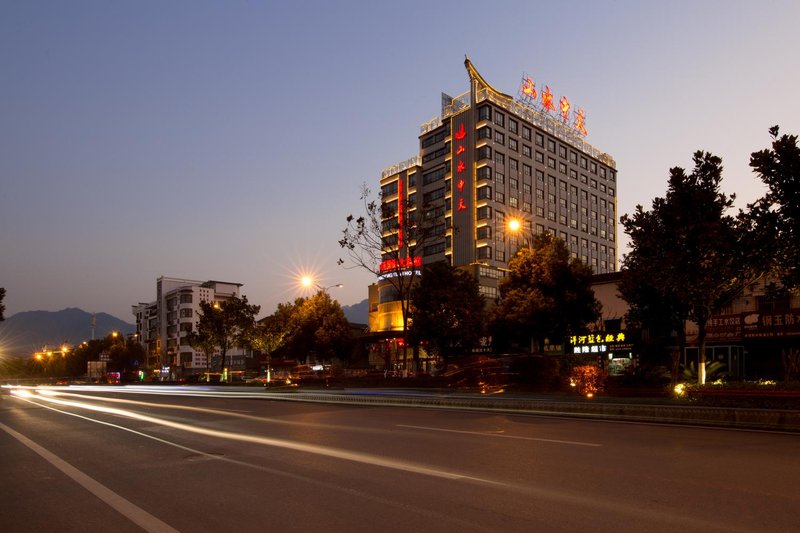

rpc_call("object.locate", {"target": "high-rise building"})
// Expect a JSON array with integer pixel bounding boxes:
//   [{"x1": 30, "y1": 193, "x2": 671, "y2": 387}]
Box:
[
  {"x1": 132, "y1": 276, "x2": 248, "y2": 378},
  {"x1": 369, "y1": 58, "x2": 618, "y2": 355}
]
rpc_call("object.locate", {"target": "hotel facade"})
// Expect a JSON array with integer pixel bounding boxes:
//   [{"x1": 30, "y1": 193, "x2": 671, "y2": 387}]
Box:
[{"x1": 369, "y1": 59, "x2": 618, "y2": 357}]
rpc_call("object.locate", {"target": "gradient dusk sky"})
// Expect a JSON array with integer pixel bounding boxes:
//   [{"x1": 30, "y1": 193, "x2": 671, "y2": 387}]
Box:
[{"x1": 2, "y1": 0, "x2": 799, "y2": 321}]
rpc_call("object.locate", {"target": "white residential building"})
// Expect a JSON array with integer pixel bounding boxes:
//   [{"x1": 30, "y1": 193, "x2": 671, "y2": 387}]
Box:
[{"x1": 133, "y1": 276, "x2": 250, "y2": 378}]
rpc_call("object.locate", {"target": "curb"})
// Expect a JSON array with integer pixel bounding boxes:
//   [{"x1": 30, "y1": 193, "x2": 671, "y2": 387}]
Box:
[{"x1": 262, "y1": 392, "x2": 800, "y2": 432}]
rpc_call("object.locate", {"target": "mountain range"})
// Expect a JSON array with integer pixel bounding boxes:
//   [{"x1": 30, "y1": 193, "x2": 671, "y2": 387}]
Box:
[
  {"x1": 0, "y1": 308, "x2": 135, "y2": 358},
  {"x1": 341, "y1": 298, "x2": 368, "y2": 324}
]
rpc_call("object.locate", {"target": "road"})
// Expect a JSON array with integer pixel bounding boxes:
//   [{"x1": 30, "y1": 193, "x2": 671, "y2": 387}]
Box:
[{"x1": 1, "y1": 385, "x2": 798, "y2": 532}]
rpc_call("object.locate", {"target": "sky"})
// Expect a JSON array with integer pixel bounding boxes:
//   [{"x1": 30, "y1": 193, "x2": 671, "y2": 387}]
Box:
[{"x1": 2, "y1": 0, "x2": 799, "y2": 321}]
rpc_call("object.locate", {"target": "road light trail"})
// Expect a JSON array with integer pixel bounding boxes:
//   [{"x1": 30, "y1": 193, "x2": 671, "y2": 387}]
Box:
[{"x1": 9, "y1": 389, "x2": 498, "y2": 484}]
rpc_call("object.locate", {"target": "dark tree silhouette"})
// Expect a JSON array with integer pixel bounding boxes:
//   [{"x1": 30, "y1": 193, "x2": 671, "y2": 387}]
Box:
[
  {"x1": 490, "y1": 233, "x2": 600, "y2": 353},
  {"x1": 410, "y1": 262, "x2": 485, "y2": 363}
]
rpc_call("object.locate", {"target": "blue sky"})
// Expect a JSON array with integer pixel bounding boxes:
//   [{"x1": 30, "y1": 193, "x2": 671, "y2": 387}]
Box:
[{"x1": 2, "y1": 0, "x2": 799, "y2": 320}]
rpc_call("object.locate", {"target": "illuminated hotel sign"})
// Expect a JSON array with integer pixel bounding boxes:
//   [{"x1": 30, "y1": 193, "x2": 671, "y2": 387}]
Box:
[
  {"x1": 379, "y1": 256, "x2": 422, "y2": 273},
  {"x1": 518, "y1": 74, "x2": 588, "y2": 137}
]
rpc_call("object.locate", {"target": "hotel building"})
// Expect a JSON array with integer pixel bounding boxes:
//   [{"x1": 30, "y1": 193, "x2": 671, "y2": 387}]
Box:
[{"x1": 370, "y1": 58, "x2": 618, "y2": 346}]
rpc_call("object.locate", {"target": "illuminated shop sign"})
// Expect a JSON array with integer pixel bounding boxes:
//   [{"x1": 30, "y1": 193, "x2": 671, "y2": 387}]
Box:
[
  {"x1": 518, "y1": 74, "x2": 588, "y2": 137},
  {"x1": 569, "y1": 332, "x2": 627, "y2": 355},
  {"x1": 708, "y1": 310, "x2": 800, "y2": 340},
  {"x1": 453, "y1": 121, "x2": 469, "y2": 212}
]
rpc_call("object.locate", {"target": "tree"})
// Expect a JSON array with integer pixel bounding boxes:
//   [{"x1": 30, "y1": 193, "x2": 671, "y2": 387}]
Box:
[
  {"x1": 285, "y1": 292, "x2": 352, "y2": 363},
  {"x1": 251, "y1": 300, "x2": 297, "y2": 377},
  {"x1": 621, "y1": 151, "x2": 754, "y2": 385},
  {"x1": 410, "y1": 262, "x2": 485, "y2": 363},
  {"x1": 748, "y1": 126, "x2": 800, "y2": 289},
  {"x1": 194, "y1": 295, "x2": 260, "y2": 379},
  {"x1": 0, "y1": 287, "x2": 5, "y2": 321},
  {"x1": 186, "y1": 328, "x2": 217, "y2": 378},
  {"x1": 339, "y1": 183, "x2": 443, "y2": 371},
  {"x1": 490, "y1": 233, "x2": 600, "y2": 353}
]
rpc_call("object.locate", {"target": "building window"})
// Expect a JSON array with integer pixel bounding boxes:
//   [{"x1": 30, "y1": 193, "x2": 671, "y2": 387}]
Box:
[
  {"x1": 536, "y1": 169, "x2": 544, "y2": 182},
  {"x1": 423, "y1": 242, "x2": 446, "y2": 256},
  {"x1": 494, "y1": 112, "x2": 505, "y2": 127},
  {"x1": 523, "y1": 201, "x2": 532, "y2": 212},
  {"x1": 479, "y1": 285, "x2": 499, "y2": 299},
  {"x1": 523, "y1": 182, "x2": 532, "y2": 194},
  {"x1": 590, "y1": 161, "x2": 598, "y2": 174},
  {"x1": 509, "y1": 196, "x2": 518, "y2": 208},
  {"x1": 495, "y1": 151, "x2": 505, "y2": 165},
  {"x1": 523, "y1": 164, "x2": 532, "y2": 176},
  {"x1": 496, "y1": 172, "x2": 505, "y2": 184},
  {"x1": 423, "y1": 167, "x2": 446, "y2": 185},
  {"x1": 509, "y1": 159, "x2": 518, "y2": 171},
  {"x1": 381, "y1": 181, "x2": 398, "y2": 197},
  {"x1": 477, "y1": 166, "x2": 492, "y2": 181},
  {"x1": 477, "y1": 126, "x2": 492, "y2": 140},
  {"x1": 536, "y1": 188, "x2": 544, "y2": 199},
  {"x1": 477, "y1": 186, "x2": 492, "y2": 200},
  {"x1": 477, "y1": 246, "x2": 492, "y2": 259},
  {"x1": 548, "y1": 157, "x2": 556, "y2": 169},
  {"x1": 495, "y1": 249, "x2": 506, "y2": 262},
  {"x1": 547, "y1": 139, "x2": 556, "y2": 153},
  {"x1": 559, "y1": 162, "x2": 567, "y2": 175},
  {"x1": 509, "y1": 138, "x2": 518, "y2": 152},
  {"x1": 180, "y1": 308, "x2": 193, "y2": 318},
  {"x1": 510, "y1": 177, "x2": 519, "y2": 189},
  {"x1": 536, "y1": 206, "x2": 544, "y2": 217},
  {"x1": 495, "y1": 131, "x2": 505, "y2": 144},
  {"x1": 535, "y1": 151, "x2": 544, "y2": 163},
  {"x1": 570, "y1": 151, "x2": 578, "y2": 164},
  {"x1": 535, "y1": 133, "x2": 544, "y2": 147},
  {"x1": 478, "y1": 105, "x2": 491, "y2": 121},
  {"x1": 495, "y1": 191, "x2": 505, "y2": 203},
  {"x1": 477, "y1": 146, "x2": 492, "y2": 161},
  {"x1": 591, "y1": 179, "x2": 598, "y2": 189},
  {"x1": 179, "y1": 294, "x2": 193, "y2": 304},
  {"x1": 508, "y1": 118, "x2": 518, "y2": 134},
  {"x1": 559, "y1": 145, "x2": 567, "y2": 158},
  {"x1": 522, "y1": 145, "x2": 531, "y2": 158},
  {"x1": 477, "y1": 225, "x2": 491, "y2": 239},
  {"x1": 548, "y1": 193, "x2": 556, "y2": 204},
  {"x1": 580, "y1": 157, "x2": 588, "y2": 169},
  {"x1": 477, "y1": 206, "x2": 492, "y2": 220},
  {"x1": 608, "y1": 187, "x2": 615, "y2": 196},
  {"x1": 522, "y1": 126, "x2": 531, "y2": 140}
]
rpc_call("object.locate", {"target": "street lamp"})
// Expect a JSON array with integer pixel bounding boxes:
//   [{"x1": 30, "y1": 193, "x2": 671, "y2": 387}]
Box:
[{"x1": 300, "y1": 275, "x2": 343, "y2": 293}]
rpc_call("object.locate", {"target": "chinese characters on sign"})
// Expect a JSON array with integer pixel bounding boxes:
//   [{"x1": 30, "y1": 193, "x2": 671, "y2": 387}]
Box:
[
  {"x1": 379, "y1": 256, "x2": 422, "y2": 273},
  {"x1": 518, "y1": 75, "x2": 587, "y2": 136},
  {"x1": 569, "y1": 332, "x2": 626, "y2": 355},
  {"x1": 453, "y1": 118, "x2": 469, "y2": 213}
]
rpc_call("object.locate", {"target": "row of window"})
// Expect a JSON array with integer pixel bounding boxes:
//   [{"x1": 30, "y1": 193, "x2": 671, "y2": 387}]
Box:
[{"x1": 478, "y1": 104, "x2": 615, "y2": 182}]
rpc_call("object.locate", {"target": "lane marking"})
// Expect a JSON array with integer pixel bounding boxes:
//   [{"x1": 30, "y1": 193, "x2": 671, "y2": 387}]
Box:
[
  {"x1": 0, "y1": 421, "x2": 179, "y2": 533},
  {"x1": 397, "y1": 424, "x2": 602, "y2": 447}
]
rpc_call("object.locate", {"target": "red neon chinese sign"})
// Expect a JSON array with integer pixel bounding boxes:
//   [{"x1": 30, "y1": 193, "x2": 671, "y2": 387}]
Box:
[
  {"x1": 521, "y1": 77, "x2": 537, "y2": 99},
  {"x1": 518, "y1": 75, "x2": 588, "y2": 136},
  {"x1": 559, "y1": 96, "x2": 570, "y2": 124},
  {"x1": 379, "y1": 256, "x2": 422, "y2": 273}
]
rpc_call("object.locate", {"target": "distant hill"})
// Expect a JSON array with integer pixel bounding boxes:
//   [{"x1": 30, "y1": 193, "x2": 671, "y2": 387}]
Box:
[
  {"x1": 0, "y1": 308, "x2": 135, "y2": 358},
  {"x1": 341, "y1": 298, "x2": 369, "y2": 324}
]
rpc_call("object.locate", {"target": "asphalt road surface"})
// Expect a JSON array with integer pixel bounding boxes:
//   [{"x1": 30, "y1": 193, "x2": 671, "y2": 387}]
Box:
[{"x1": 1, "y1": 385, "x2": 798, "y2": 532}]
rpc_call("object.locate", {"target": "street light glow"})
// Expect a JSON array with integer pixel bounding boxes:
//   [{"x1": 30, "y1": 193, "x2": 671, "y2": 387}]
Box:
[{"x1": 508, "y1": 218, "x2": 521, "y2": 232}]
